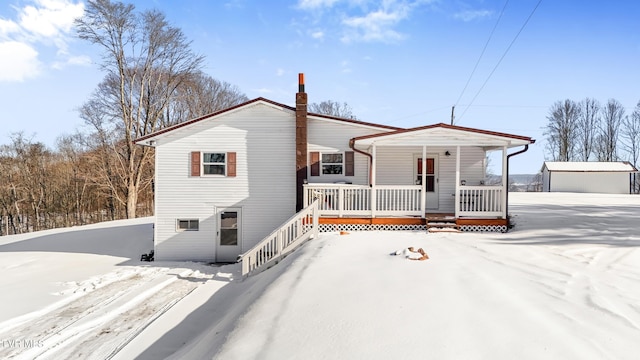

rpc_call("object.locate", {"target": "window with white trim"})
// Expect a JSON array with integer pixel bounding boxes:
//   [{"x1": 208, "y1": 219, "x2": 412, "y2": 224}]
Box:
[
  {"x1": 203, "y1": 153, "x2": 226, "y2": 175},
  {"x1": 177, "y1": 219, "x2": 199, "y2": 231},
  {"x1": 321, "y1": 152, "x2": 344, "y2": 175}
]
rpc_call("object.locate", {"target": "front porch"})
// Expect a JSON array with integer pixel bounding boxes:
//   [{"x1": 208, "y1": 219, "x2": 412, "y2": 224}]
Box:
[
  {"x1": 301, "y1": 123, "x2": 535, "y2": 232},
  {"x1": 303, "y1": 183, "x2": 509, "y2": 232}
]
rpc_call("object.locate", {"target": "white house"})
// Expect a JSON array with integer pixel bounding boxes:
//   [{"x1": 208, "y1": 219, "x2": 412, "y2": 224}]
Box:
[
  {"x1": 541, "y1": 161, "x2": 638, "y2": 194},
  {"x1": 136, "y1": 74, "x2": 535, "y2": 262}
]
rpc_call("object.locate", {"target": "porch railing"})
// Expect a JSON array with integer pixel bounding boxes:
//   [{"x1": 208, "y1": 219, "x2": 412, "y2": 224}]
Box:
[
  {"x1": 304, "y1": 184, "x2": 421, "y2": 217},
  {"x1": 304, "y1": 183, "x2": 505, "y2": 219},
  {"x1": 375, "y1": 186, "x2": 422, "y2": 216},
  {"x1": 457, "y1": 186, "x2": 503, "y2": 217},
  {"x1": 238, "y1": 199, "x2": 319, "y2": 277}
]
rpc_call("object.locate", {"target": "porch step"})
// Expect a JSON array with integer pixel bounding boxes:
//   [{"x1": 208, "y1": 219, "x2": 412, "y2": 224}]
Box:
[
  {"x1": 426, "y1": 218, "x2": 460, "y2": 232},
  {"x1": 428, "y1": 227, "x2": 461, "y2": 233}
]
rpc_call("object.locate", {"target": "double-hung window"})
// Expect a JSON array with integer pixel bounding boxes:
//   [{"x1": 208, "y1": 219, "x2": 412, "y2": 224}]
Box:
[
  {"x1": 321, "y1": 153, "x2": 344, "y2": 175},
  {"x1": 191, "y1": 151, "x2": 236, "y2": 177},
  {"x1": 203, "y1": 153, "x2": 226, "y2": 175},
  {"x1": 310, "y1": 151, "x2": 354, "y2": 177}
]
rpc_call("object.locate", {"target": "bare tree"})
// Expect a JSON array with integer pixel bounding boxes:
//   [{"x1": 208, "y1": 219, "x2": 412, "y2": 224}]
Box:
[
  {"x1": 621, "y1": 101, "x2": 640, "y2": 166},
  {"x1": 309, "y1": 100, "x2": 357, "y2": 119},
  {"x1": 163, "y1": 71, "x2": 249, "y2": 127},
  {"x1": 576, "y1": 98, "x2": 600, "y2": 161},
  {"x1": 595, "y1": 99, "x2": 625, "y2": 161},
  {"x1": 76, "y1": 0, "x2": 204, "y2": 218},
  {"x1": 621, "y1": 100, "x2": 640, "y2": 192},
  {"x1": 544, "y1": 99, "x2": 580, "y2": 161}
]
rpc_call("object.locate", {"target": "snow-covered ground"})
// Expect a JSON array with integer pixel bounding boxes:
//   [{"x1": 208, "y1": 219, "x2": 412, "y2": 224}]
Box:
[{"x1": 1, "y1": 192, "x2": 639, "y2": 359}]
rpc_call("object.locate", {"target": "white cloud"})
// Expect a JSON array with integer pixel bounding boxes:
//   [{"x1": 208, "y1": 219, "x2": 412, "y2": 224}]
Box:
[
  {"x1": 0, "y1": 18, "x2": 20, "y2": 37},
  {"x1": 0, "y1": 0, "x2": 85, "y2": 82},
  {"x1": 297, "y1": 0, "x2": 340, "y2": 10},
  {"x1": 296, "y1": 0, "x2": 431, "y2": 44},
  {"x1": 0, "y1": 41, "x2": 41, "y2": 81},
  {"x1": 341, "y1": 6, "x2": 409, "y2": 43},
  {"x1": 19, "y1": 0, "x2": 84, "y2": 39},
  {"x1": 453, "y1": 9, "x2": 493, "y2": 22},
  {"x1": 52, "y1": 54, "x2": 91, "y2": 69},
  {"x1": 275, "y1": 68, "x2": 285, "y2": 76}
]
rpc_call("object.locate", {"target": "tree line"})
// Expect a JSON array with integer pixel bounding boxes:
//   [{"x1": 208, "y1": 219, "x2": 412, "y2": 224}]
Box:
[
  {"x1": 0, "y1": 0, "x2": 354, "y2": 236},
  {"x1": 544, "y1": 98, "x2": 640, "y2": 191},
  {"x1": 0, "y1": 0, "x2": 249, "y2": 235}
]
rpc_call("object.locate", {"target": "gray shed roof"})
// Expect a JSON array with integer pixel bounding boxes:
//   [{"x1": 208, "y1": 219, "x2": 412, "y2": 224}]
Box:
[{"x1": 543, "y1": 161, "x2": 638, "y2": 172}]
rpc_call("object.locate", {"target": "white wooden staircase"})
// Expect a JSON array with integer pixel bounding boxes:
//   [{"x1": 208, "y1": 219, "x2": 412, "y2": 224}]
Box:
[{"x1": 238, "y1": 200, "x2": 319, "y2": 277}]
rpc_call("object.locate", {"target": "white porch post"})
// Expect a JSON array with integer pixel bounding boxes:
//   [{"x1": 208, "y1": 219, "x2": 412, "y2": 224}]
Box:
[
  {"x1": 371, "y1": 144, "x2": 377, "y2": 218},
  {"x1": 455, "y1": 145, "x2": 460, "y2": 217},
  {"x1": 502, "y1": 146, "x2": 508, "y2": 218},
  {"x1": 420, "y1": 145, "x2": 427, "y2": 217}
]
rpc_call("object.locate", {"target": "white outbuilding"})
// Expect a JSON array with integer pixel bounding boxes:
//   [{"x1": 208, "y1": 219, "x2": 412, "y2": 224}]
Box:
[{"x1": 541, "y1": 161, "x2": 638, "y2": 194}]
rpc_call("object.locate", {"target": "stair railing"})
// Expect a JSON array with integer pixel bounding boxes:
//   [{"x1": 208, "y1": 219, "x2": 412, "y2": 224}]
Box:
[{"x1": 238, "y1": 199, "x2": 319, "y2": 277}]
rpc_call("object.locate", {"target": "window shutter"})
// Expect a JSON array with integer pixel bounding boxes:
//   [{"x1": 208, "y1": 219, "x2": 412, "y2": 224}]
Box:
[
  {"x1": 345, "y1": 151, "x2": 354, "y2": 176},
  {"x1": 310, "y1": 152, "x2": 320, "y2": 176},
  {"x1": 227, "y1": 152, "x2": 236, "y2": 177},
  {"x1": 191, "y1": 152, "x2": 201, "y2": 176}
]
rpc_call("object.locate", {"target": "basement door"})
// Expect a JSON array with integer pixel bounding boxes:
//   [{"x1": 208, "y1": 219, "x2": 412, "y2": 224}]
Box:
[
  {"x1": 216, "y1": 207, "x2": 242, "y2": 263},
  {"x1": 414, "y1": 154, "x2": 439, "y2": 209}
]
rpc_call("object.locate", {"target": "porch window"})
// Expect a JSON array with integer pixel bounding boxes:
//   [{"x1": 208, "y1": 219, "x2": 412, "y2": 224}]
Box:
[
  {"x1": 321, "y1": 153, "x2": 343, "y2": 175},
  {"x1": 177, "y1": 219, "x2": 199, "y2": 231},
  {"x1": 417, "y1": 158, "x2": 435, "y2": 192},
  {"x1": 310, "y1": 151, "x2": 354, "y2": 176}
]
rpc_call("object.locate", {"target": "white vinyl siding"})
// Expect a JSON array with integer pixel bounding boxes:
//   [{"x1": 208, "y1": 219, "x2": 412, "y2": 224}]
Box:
[
  {"x1": 307, "y1": 117, "x2": 390, "y2": 184},
  {"x1": 153, "y1": 103, "x2": 295, "y2": 261}
]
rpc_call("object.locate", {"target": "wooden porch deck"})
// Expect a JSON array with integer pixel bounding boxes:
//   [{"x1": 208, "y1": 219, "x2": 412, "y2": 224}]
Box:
[{"x1": 318, "y1": 215, "x2": 508, "y2": 230}]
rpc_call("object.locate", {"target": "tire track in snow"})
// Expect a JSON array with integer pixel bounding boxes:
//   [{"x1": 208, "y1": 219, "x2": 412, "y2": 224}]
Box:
[{"x1": 0, "y1": 267, "x2": 209, "y2": 360}]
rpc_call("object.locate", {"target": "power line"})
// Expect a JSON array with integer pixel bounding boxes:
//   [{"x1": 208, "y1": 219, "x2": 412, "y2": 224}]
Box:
[
  {"x1": 457, "y1": 0, "x2": 543, "y2": 123},
  {"x1": 454, "y1": 0, "x2": 510, "y2": 110}
]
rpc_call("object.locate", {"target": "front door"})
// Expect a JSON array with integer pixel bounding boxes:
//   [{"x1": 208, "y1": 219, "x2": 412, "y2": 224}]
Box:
[
  {"x1": 414, "y1": 154, "x2": 439, "y2": 209},
  {"x1": 216, "y1": 208, "x2": 242, "y2": 262}
]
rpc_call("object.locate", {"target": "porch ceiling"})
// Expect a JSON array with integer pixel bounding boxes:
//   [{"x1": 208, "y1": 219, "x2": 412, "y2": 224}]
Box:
[{"x1": 351, "y1": 123, "x2": 534, "y2": 150}]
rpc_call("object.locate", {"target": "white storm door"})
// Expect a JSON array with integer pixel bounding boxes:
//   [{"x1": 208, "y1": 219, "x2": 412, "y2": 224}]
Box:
[
  {"x1": 216, "y1": 208, "x2": 242, "y2": 263},
  {"x1": 415, "y1": 154, "x2": 439, "y2": 209}
]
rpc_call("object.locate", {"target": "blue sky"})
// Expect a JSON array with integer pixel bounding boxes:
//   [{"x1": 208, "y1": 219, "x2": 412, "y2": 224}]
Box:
[{"x1": 1, "y1": 0, "x2": 639, "y2": 174}]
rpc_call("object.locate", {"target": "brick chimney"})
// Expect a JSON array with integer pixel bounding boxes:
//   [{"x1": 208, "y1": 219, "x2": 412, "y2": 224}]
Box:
[{"x1": 296, "y1": 73, "x2": 308, "y2": 211}]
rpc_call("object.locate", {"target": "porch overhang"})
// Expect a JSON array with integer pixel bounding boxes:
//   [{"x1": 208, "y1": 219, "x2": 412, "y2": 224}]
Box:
[{"x1": 350, "y1": 123, "x2": 535, "y2": 150}]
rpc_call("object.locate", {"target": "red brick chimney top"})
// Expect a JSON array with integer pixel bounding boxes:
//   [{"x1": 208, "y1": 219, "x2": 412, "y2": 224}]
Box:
[{"x1": 298, "y1": 73, "x2": 305, "y2": 93}]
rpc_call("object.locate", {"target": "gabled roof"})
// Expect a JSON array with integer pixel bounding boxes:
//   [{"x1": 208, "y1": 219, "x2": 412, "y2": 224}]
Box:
[
  {"x1": 350, "y1": 123, "x2": 535, "y2": 149},
  {"x1": 135, "y1": 97, "x2": 401, "y2": 145},
  {"x1": 543, "y1": 161, "x2": 638, "y2": 172}
]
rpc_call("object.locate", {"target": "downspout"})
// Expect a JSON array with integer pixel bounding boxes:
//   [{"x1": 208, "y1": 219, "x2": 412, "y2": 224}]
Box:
[
  {"x1": 349, "y1": 138, "x2": 373, "y2": 186},
  {"x1": 505, "y1": 144, "x2": 529, "y2": 229}
]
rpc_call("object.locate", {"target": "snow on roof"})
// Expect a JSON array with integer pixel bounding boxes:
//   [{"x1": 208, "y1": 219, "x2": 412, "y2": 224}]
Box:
[{"x1": 543, "y1": 161, "x2": 638, "y2": 172}]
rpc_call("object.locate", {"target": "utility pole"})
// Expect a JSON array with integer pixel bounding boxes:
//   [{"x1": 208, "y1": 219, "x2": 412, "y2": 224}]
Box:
[{"x1": 450, "y1": 105, "x2": 455, "y2": 125}]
